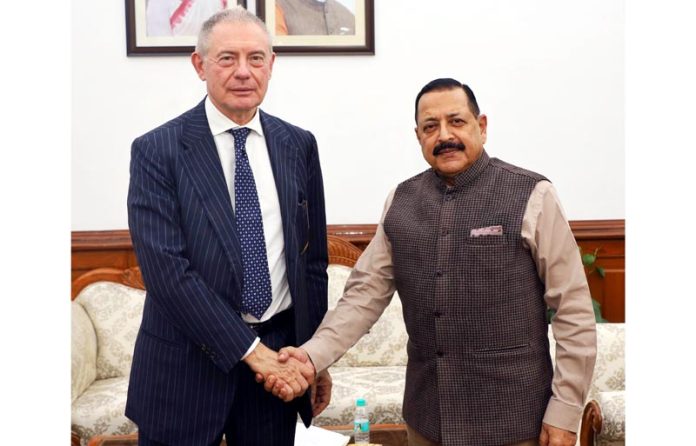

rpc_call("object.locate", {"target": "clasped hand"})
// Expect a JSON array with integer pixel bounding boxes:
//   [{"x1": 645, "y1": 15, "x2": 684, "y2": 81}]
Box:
[
  {"x1": 253, "y1": 346, "x2": 333, "y2": 416},
  {"x1": 244, "y1": 343, "x2": 315, "y2": 402}
]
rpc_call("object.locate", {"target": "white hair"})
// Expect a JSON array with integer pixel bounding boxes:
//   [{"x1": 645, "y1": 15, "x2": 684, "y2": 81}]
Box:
[{"x1": 195, "y1": 6, "x2": 272, "y2": 56}]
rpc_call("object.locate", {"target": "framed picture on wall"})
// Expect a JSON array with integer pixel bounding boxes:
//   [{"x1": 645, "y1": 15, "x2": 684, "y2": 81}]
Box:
[
  {"x1": 125, "y1": 0, "x2": 247, "y2": 55},
  {"x1": 256, "y1": 0, "x2": 374, "y2": 54}
]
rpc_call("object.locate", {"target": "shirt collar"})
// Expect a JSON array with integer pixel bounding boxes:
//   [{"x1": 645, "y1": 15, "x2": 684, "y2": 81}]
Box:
[{"x1": 205, "y1": 96, "x2": 264, "y2": 137}]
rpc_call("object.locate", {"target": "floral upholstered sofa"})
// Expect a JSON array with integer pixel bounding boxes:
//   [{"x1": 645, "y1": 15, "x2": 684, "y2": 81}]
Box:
[
  {"x1": 577, "y1": 324, "x2": 626, "y2": 446},
  {"x1": 70, "y1": 235, "x2": 624, "y2": 446},
  {"x1": 312, "y1": 262, "x2": 408, "y2": 427},
  {"x1": 71, "y1": 270, "x2": 143, "y2": 445}
]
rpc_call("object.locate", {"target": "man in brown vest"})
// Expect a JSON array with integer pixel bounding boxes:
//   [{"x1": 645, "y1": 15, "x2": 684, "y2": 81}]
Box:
[{"x1": 261, "y1": 78, "x2": 597, "y2": 446}]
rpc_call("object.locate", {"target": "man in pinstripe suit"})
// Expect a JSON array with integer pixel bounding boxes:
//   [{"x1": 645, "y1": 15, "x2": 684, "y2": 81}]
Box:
[{"x1": 126, "y1": 7, "x2": 331, "y2": 446}]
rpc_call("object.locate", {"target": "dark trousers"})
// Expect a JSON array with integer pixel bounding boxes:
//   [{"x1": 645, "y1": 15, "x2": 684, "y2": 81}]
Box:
[{"x1": 139, "y1": 314, "x2": 298, "y2": 446}]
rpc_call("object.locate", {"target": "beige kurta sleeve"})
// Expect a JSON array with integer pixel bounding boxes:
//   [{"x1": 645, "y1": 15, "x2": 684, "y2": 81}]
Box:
[
  {"x1": 522, "y1": 180, "x2": 598, "y2": 433},
  {"x1": 302, "y1": 189, "x2": 398, "y2": 372}
]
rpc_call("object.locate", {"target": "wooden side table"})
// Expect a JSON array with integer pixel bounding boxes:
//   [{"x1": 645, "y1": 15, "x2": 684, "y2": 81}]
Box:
[
  {"x1": 87, "y1": 433, "x2": 138, "y2": 446},
  {"x1": 86, "y1": 424, "x2": 407, "y2": 446},
  {"x1": 323, "y1": 423, "x2": 407, "y2": 446}
]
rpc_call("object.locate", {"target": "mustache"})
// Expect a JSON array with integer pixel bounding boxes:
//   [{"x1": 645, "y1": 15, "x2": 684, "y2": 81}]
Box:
[{"x1": 433, "y1": 141, "x2": 466, "y2": 155}]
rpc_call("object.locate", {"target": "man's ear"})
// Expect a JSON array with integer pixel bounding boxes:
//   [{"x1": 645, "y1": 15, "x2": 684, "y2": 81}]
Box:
[
  {"x1": 268, "y1": 52, "x2": 276, "y2": 79},
  {"x1": 478, "y1": 114, "x2": 488, "y2": 143},
  {"x1": 191, "y1": 52, "x2": 206, "y2": 81}
]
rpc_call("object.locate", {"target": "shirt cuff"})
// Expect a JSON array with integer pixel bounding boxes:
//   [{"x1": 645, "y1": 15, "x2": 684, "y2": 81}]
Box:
[
  {"x1": 241, "y1": 337, "x2": 261, "y2": 360},
  {"x1": 301, "y1": 339, "x2": 331, "y2": 373},
  {"x1": 543, "y1": 396, "x2": 584, "y2": 433}
]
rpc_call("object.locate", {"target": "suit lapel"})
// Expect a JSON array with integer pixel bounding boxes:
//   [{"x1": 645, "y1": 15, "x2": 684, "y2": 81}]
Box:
[
  {"x1": 180, "y1": 101, "x2": 244, "y2": 292},
  {"x1": 261, "y1": 110, "x2": 299, "y2": 255}
]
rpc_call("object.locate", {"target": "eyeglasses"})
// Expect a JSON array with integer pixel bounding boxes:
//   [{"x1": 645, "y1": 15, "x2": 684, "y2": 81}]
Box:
[{"x1": 207, "y1": 53, "x2": 267, "y2": 69}]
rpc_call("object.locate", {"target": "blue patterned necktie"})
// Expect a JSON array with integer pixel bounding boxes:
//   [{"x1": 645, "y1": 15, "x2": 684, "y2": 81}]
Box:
[{"x1": 230, "y1": 127, "x2": 273, "y2": 319}]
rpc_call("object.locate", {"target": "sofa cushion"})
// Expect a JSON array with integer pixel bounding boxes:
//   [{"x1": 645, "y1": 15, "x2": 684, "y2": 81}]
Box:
[
  {"x1": 71, "y1": 376, "x2": 137, "y2": 446},
  {"x1": 590, "y1": 324, "x2": 625, "y2": 399},
  {"x1": 313, "y1": 365, "x2": 406, "y2": 427},
  {"x1": 71, "y1": 301, "x2": 97, "y2": 403},
  {"x1": 596, "y1": 390, "x2": 625, "y2": 443},
  {"x1": 75, "y1": 282, "x2": 146, "y2": 380},
  {"x1": 327, "y1": 264, "x2": 353, "y2": 309},
  {"x1": 328, "y1": 265, "x2": 408, "y2": 367}
]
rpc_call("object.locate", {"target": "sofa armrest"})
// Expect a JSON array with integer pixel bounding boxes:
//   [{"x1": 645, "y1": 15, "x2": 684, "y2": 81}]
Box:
[
  {"x1": 71, "y1": 301, "x2": 97, "y2": 402},
  {"x1": 71, "y1": 430, "x2": 81, "y2": 446},
  {"x1": 580, "y1": 391, "x2": 625, "y2": 446},
  {"x1": 580, "y1": 400, "x2": 601, "y2": 446}
]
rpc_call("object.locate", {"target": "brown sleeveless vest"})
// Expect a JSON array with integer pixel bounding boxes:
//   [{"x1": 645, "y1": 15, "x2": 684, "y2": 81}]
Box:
[{"x1": 383, "y1": 151, "x2": 553, "y2": 446}]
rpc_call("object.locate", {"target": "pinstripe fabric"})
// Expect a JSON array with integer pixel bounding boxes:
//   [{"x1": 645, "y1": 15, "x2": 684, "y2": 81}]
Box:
[
  {"x1": 383, "y1": 151, "x2": 553, "y2": 446},
  {"x1": 223, "y1": 324, "x2": 300, "y2": 446},
  {"x1": 139, "y1": 324, "x2": 299, "y2": 446},
  {"x1": 126, "y1": 99, "x2": 328, "y2": 445}
]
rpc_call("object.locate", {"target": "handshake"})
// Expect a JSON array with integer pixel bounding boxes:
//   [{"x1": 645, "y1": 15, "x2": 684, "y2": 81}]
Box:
[{"x1": 244, "y1": 343, "x2": 332, "y2": 416}]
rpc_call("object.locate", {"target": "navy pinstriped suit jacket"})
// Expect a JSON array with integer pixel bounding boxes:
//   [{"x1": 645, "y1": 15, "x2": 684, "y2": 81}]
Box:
[{"x1": 125, "y1": 99, "x2": 328, "y2": 444}]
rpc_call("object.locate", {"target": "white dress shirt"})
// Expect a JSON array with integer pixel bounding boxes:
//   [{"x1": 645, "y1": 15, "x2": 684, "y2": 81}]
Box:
[{"x1": 205, "y1": 98, "x2": 293, "y2": 354}]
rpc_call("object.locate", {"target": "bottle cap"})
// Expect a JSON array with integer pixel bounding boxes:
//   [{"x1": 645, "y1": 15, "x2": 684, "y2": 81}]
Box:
[{"x1": 356, "y1": 398, "x2": 366, "y2": 407}]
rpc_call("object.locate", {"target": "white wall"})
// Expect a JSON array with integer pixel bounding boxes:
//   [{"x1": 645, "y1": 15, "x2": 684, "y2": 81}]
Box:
[{"x1": 72, "y1": 0, "x2": 624, "y2": 230}]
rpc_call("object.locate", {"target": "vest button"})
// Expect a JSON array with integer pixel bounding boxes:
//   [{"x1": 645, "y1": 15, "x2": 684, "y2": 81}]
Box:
[
  {"x1": 436, "y1": 350, "x2": 444, "y2": 357},
  {"x1": 435, "y1": 270, "x2": 443, "y2": 277},
  {"x1": 434, "y1": 311, "x2": 441, "y2": 318}
]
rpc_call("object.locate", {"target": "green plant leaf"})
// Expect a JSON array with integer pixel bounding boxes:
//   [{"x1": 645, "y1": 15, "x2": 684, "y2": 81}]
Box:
[
  {"x1": 592, "y1": 299, "x2": 608, "y2": 323},
  {"x1": 582, "y1": 253, "x2": 596, "y2": 266},
  {"x1": 596, "y1": 266, "x2": 606, "y2": 278}
]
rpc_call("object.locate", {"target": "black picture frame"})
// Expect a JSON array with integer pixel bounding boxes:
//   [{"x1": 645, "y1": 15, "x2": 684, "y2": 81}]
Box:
[{"x1": 125, "y1": 0, "x2": 248, "y2": 55}]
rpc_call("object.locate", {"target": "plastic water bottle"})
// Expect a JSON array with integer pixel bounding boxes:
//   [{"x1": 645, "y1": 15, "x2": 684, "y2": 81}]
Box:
[{"x1": 353, "y1": 397, "x2": 370, "y2": 444}]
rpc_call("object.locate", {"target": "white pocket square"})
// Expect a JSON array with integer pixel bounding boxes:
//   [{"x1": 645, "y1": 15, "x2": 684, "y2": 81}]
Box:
[{"x1": 470, "y1": 225, "x2": 503, "y2": 237}]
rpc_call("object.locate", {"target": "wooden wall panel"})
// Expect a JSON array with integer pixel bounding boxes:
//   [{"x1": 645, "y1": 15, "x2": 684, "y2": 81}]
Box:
[
  {"x1": 71, "y1": 231, "x2": 138, "y2": 281},
  {"x1": 72, "y1": 219, "x2": 625, "y2": 321}
]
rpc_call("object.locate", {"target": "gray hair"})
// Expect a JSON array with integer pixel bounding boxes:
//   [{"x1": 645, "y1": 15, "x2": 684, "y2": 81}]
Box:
[{"x1": 195, "y1": 6, "x2": 272, "y2": 56}]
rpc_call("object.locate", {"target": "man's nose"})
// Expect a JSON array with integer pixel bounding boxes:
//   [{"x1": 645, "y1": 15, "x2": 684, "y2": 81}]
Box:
[
  {"x1": 438, "y1": 124, "x2": 453, "y2": 141},
  {"x1": 234, "y1": 60, "x2": 252, "y2": 78}
]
